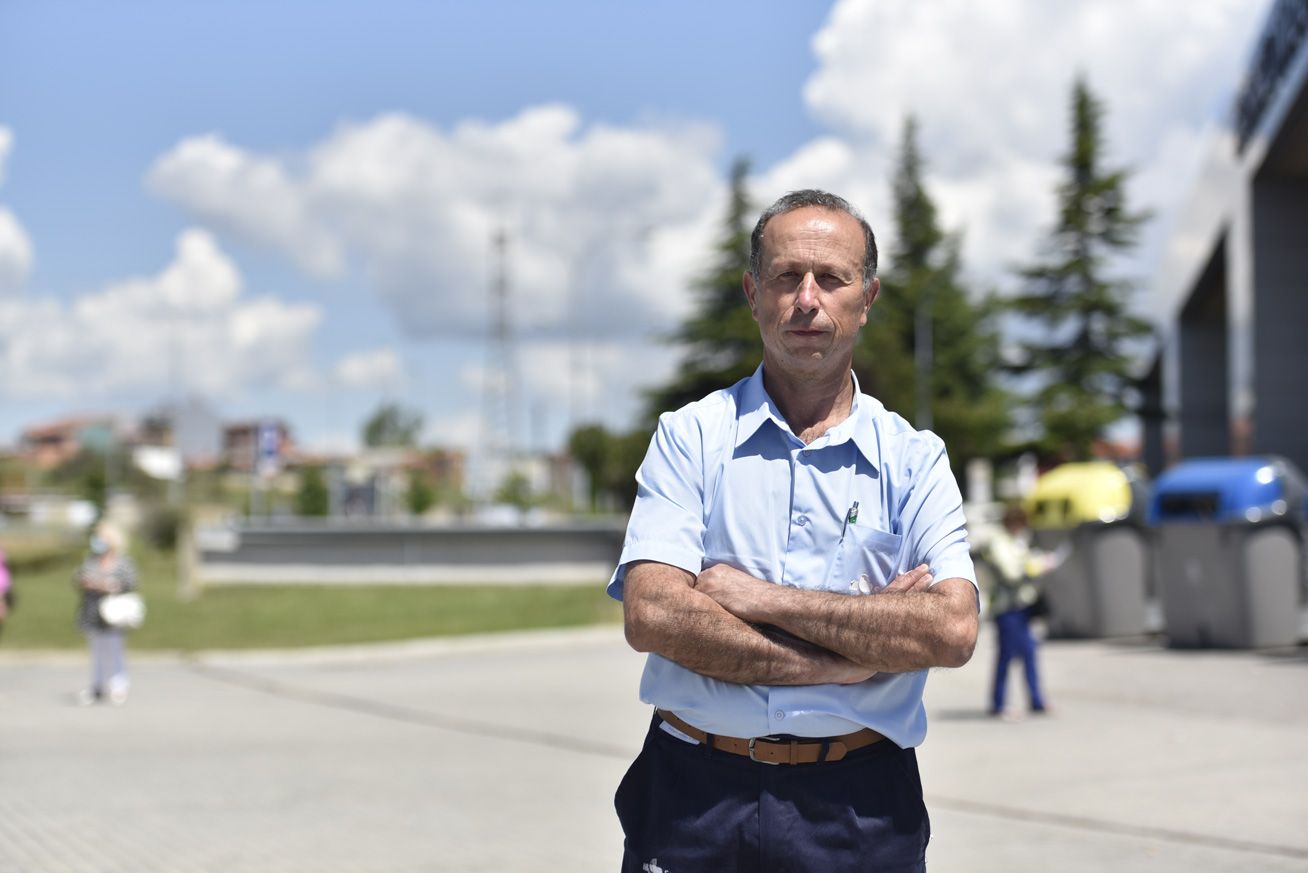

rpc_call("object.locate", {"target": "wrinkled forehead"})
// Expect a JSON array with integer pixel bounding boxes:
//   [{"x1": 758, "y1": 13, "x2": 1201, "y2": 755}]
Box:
[{"x1": 759, "y1": 207, "x2": 865, "y2": 269}]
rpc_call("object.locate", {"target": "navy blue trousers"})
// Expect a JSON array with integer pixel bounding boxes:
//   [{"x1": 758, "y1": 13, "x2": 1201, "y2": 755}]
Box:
[
  {"x1": 615, "y1": 717, "x2": 930, "y2": 872},
  {"x1": 991, "y1": 608, "x2": 1045, "y2": 713}
]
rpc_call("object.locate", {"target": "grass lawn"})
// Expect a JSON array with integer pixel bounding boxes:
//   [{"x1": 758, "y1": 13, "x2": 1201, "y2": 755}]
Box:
[{"x1": 0, "y1": 543, "x2": 621, "y2": 651}]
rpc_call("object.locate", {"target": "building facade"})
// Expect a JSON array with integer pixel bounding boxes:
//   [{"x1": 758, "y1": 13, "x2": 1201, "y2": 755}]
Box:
[{"x1": 1146, "y1": 0, "x2": 1308, "y2": 475}]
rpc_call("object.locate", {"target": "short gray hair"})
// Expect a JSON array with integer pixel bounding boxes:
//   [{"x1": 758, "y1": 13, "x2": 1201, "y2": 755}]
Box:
[{"x1": 748, "y1": 189, "x2": 878, "y2": 290}]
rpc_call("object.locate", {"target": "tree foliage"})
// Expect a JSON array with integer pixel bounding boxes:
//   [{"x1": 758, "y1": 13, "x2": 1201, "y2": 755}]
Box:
[
  {"x1": 567, "y1": 423, "x2": 648, "y2": 512},
  {"x1": 362, "y1": 403, "x2": 424, "y2": 448},
  {"x1": 494, "y1": 470, "x2": 535, "y2": 513},
  {"x1": 295, "y1": 465, "x2": 330, "y2": 517},
  {"x1": 1009, "y1": 77, "x2": 1152, "y2": 460},
  {"x1": 859, "y1": 117, "x2": 1009, "y2": 470},
  {"x1": 406, "y1": 473, "x2": 435, "y2": 516}
]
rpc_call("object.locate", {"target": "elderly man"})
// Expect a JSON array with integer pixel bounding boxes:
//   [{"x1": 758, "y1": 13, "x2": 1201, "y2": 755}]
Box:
[{"x1": 608, "y1": 189, "x2": 978, "y2": 872}]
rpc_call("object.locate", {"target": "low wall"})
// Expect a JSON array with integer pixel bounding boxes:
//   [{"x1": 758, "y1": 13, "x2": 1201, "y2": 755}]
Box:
[{"x1": 195, "y1": 520, "x2": 627, "y2": 585}]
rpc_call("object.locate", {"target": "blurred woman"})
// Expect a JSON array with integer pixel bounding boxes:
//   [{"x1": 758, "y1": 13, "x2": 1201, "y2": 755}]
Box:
[{"x1": 73, "y1": 522, "x2": 138, "y2": 705}]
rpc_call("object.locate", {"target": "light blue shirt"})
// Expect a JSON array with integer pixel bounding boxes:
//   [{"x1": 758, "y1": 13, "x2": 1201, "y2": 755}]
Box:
[{"x1": 608, "y1": 366, "x2": 976, "y2": 748}]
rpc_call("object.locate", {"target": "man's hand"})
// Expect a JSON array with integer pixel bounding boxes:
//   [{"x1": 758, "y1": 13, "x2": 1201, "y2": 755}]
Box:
[
  {"x1": 883, "y1": 564, "x2": 934, "y2": 593},
  {"x1": 692, "y1": 563, "x2": 772, "y2": 623}
]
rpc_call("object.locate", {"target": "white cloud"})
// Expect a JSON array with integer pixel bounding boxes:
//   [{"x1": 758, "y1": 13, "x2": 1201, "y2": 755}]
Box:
[
  {"x1": 148, "y1": 106, "x2": 723, "y2": 340},
  {"x1": 777, "y1": 0, "x2": 1271, "y2": 291},
  {"x1": 147, "y1": 134, "x2": 344, "y2": 278},
  {"x1": 425, "y1": 409, "x2": 481, "y2": 451},
  {"x1": 0, "y1": 127, "x2": 12, "y2": 187},
  {"x1": 0, "y1": 228, "x2": 322, "y2": 401},
  {"x1": 334, "y1": 346, "x2": 405, "y2": 391},
  {"x1": 0, "y1": 208, "x2": 33, "y2": 294},
  {"x1": 0, "y1": 128, "x2": 33, "y2": 294}
]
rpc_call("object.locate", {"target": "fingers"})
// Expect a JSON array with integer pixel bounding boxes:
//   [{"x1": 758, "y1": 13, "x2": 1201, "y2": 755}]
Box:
[{"x1": 885, "y1": 563, "x2": 933, "y2": 592}]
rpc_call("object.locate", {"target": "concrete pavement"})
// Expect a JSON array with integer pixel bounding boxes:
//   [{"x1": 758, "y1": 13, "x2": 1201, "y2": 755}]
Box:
[{"x1": 1, "y1": 625, "x2": 1306, "y2": 872}]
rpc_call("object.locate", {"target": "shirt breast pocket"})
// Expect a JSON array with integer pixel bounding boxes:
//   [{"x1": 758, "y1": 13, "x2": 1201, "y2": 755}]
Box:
[{"x1": 827, "y1": 526, "x2": 904, "y2": 596}]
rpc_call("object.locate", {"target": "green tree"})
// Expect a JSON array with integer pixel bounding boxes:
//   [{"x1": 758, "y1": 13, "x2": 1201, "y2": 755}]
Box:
[
  {"x1": 362, "y1": 403, "x2": 424, "y2": 448},
  {"x1": 566, "y1": 424, "x2": 650, "y2": 512},
  {"x1": 568, "y1": 424, "x2": 613, "y2": 513},
  {"x1": 1009, "y1": 77, "x2": 1152, "y2": 460},
  {"x1": 645, "y1": 156, "x2": 761, "y2": 420},
  {"x1": 406, "y1": 473, "x2": 435, "y2": 516},
  {"x1": 494, "y1": 470, "x2": 535, "y2": 513},
  {"x1": 861, "y1": 116, "x2": 1010, "y2": 470},
  {"x1": 295, "y1": 465, "x2": 330, "y2": 517}
]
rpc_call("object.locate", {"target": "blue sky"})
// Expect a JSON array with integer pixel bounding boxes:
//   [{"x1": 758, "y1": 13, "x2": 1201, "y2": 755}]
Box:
[
  {"x1": 0, "y1": 0, "x2": 1274, "y2": 475},
  {"x1": 1, "y1": 1, "x2": 826, "y2": 289}
]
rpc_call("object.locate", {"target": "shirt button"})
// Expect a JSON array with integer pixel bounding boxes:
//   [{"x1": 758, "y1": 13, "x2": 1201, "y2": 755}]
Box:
[
  {"x1": 774, "y1": 710, "x2": 785, "y2": 720},
  {"x1": 797, "y1": 515, "x2": 809, "y2": 526}
]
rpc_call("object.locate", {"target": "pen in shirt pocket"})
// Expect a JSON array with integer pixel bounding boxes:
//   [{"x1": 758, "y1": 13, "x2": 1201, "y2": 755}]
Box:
[{"x1": 841, "y1": 500, "x2": 859, "y2": 539}]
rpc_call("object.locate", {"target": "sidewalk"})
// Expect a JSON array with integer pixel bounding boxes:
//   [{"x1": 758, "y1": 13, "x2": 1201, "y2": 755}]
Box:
[{"x1": 1, "y1": 625, "x2": 1305, "y2": 872}]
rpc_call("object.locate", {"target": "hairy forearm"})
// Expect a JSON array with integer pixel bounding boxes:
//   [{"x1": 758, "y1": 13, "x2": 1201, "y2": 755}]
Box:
[
  {"x1": 759, "y1": 582, "x2": 978, "y2": 671},
  {"x1": 623, "y1": 563, "x2": 872, "y2": 686},
  {"x1": 696, "y1": 564, "x2": 978, "y2": 672}
]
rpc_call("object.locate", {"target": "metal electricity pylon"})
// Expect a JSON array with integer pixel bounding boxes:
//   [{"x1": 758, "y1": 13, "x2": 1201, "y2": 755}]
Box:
[{"x1": 478, "y1": 228, "x2": 520, "y2": 496}]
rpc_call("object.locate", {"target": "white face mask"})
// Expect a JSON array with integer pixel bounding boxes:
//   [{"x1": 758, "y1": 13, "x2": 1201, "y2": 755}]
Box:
[{"x1": 89, "y1": 536, "x2": 109, "y2": 556}]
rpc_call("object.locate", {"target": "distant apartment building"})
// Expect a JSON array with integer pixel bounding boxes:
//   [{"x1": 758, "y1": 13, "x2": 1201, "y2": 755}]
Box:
[{"x1": 18, "y1": 415, "x2": 126, "y2": 469}]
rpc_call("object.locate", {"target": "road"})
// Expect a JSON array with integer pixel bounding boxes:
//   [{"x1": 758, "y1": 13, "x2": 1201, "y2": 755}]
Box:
[{"x1": 1, "y1": 625, "x2": 1306, "y2": 872}]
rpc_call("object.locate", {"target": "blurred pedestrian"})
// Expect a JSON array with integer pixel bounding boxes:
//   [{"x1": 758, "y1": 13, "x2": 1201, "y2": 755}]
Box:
[
  {"x1": 73, "y1": 522, "x2": 139, "y2": 705},
  {"x1": 0, "y1": 545, "x2": 12, "y2": 636},
  {"x1": 983, "y1": 504, "x2": 1050, "y2": 718}
]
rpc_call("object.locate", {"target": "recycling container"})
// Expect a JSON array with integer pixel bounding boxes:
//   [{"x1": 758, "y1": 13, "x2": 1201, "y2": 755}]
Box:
[{"x1": 1149, "y1": 456, "x2": 1306, "y2": 648}]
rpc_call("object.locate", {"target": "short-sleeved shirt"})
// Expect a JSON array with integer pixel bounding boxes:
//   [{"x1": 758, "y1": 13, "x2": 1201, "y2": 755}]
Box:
[{"x1": 608, "y1": 366, "x2": 976, "y2": 748}]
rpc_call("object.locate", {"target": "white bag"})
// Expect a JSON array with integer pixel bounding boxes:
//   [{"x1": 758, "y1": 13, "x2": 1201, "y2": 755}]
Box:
[{"x1": 99, "y1": 592, "x2": 146, "y2": 629}]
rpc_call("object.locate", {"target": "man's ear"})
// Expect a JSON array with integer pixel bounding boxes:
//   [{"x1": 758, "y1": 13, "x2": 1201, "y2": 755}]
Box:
[
  {"x1": 742, "y1": 270, "x2": 759, "y2": 320},
  {"x1": 859, "y1": 277, "x2": 879, "y2": 328}
]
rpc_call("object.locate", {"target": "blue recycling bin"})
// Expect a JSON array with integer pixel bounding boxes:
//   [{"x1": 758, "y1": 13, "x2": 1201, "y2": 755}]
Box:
[{"x1": 1149, "y1": 456, "x2": 1306, "y2": 648}]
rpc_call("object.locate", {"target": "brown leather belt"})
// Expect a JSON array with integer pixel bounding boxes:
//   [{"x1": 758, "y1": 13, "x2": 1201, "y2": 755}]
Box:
[{"x1": 656, "y1": 709, "x2": 885, "y2": 765}]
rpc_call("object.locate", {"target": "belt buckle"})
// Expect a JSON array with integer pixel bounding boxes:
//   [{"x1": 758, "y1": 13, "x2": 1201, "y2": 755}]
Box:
[{"x1": 748, "y1": 736, "x2": 784, "y2": 765}]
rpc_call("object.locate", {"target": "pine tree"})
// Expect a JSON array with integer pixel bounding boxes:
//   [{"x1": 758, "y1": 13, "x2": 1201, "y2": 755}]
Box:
[
  {"x1": 644, "y1": 157, "x2": 761, "y2": 420},
  {"x1": 1010, "y1": 77, "x2": 1152, "y2": 461},
  {"x1": 862, "y1": 117, "x2": 1009, "y2": 470}
]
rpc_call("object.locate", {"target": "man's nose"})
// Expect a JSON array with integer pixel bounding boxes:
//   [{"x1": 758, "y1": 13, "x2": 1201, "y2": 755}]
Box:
[{"x1": 795, "y1": 273, "x2": 820, "y2": 312}]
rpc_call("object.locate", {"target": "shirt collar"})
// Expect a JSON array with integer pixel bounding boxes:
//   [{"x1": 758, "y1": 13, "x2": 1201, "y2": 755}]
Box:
[{"x1": 734, "y1": 365, "x2": 883, "y2": 471}]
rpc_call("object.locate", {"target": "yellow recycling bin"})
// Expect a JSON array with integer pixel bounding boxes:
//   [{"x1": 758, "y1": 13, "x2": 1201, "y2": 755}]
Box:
[{"x1": 1022, "y1": 462, "x2": 1151, "y2": 638}]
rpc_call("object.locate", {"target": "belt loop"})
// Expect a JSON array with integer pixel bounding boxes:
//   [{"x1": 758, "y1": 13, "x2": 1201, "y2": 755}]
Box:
[
  {"x1": 703, "y1": 732, "x2": 715, "y2": 758},
  {"x1": 818, "y1": 739, "x2": 831, "y2": 763}
]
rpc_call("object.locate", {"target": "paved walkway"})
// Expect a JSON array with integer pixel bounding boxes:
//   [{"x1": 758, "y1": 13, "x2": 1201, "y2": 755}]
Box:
[{"x1": 1, "y1": 625, "x2": 1306, "y2": 872}]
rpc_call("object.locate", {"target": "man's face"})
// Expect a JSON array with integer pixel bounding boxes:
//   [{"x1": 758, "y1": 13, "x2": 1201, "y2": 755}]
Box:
[{"x1": 743, "y1": 206, "x2": 877, "y2": 377}]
